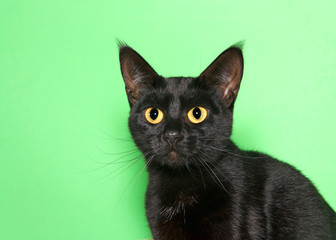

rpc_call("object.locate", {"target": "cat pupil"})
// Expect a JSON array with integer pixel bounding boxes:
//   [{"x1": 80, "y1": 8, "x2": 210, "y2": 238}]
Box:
[
  {"x1": 193, "y1": 107, "x2": 201, "y2": 119},
  {"x1": 150, "y1": 108, "x2": 158, "y2": 120}
]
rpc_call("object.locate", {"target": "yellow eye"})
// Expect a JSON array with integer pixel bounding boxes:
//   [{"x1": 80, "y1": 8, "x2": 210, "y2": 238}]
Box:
[
  {"x1": 187, "y1": 107, "x2": 207, "y2": 124},
  {"x1": 145, "y1": 107, "x2": 164, "y2": 124}
]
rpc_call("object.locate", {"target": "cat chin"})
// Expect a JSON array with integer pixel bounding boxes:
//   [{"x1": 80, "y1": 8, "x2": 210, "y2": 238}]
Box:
[
  {"x1": 168, "y1": 149, "x2": 181, "y2": 160},
  {"x1": 161, "y1": 160, "x2": 188, "y2": 170},
  {"x1": 150, "y1": 152, "x2": 189, "y2": 170}
]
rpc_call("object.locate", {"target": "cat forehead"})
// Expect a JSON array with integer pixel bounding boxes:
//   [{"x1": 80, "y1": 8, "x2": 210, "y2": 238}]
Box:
[
  {"x1": 139, "y1": 76, "x2": 218, "y2": 113},
  {"x1": 141, "y1": 77, "x2": 195, "y2": 116},
  {"x1": 162, "y1": 77, "x2": 195, "y2": 95},
  {"x1": 154, "y1": 77, "x2": 202, "y2": 107}
]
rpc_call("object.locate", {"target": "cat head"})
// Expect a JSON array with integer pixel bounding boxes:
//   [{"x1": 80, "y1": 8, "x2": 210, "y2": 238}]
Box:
[{"x1": 119, "y1": 45, "x2": 243, "y2": 170}]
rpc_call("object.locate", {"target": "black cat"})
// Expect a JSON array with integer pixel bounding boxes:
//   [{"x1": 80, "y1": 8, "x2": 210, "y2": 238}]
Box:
[{"x1": 118, "y1": 44, "x2": 336, "y2": 240}]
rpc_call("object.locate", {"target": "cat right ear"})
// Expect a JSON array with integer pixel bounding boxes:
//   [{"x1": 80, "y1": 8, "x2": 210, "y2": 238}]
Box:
[
  {"x1": 119, "y1": 46, "x2": 159, "y2": 107},
  {"x1": 199, "y1": 46, "x2": 244, "y2": 111}
]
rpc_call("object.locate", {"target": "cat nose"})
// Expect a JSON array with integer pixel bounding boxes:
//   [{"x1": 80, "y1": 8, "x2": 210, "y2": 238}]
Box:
[{"x1": 164, "y1": 130, "x2": 182, "y2": 145}]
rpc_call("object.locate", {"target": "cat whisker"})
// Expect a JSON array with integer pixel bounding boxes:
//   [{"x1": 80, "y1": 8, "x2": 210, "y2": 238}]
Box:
[
  {"x1": 87, "y1": 149, "x2": 141, "y2": 173},
  {"x1": 198, "y1": 152, "x2": 234, "y2": 187},
  {"x1": 78, "y1": 150, "x2": 141, "y2": 175},
  {"x1": 195, "y1": 154, "x2": 231, "y2": 196},
  {"x1": 194, "y1": 159, "x2": 206, "y2": 190},
  {"x1": 182, "y1": 156, "x2": 194, "y2": 175},
  {"x1": 98, "y1": 129, "x2": 134, "y2": 142},
  {"x1": 196, "y1": 137, "x2": 231, "y2": 141},
  {"x1": 117, "y1": 152, "x2": 155, "y2": 205},
  {"x1": 94, "y1": 154, "x2": 144, "y2": 184},
  {"x1": 202, "y1": 144, "x2": 267, "y2": 160},
  {"x1": 95, "y1": 145, "x2": 139, "y2": 156},
  {"x1": 197, "y1": 150, "x2": 234, "y2": 191},
  {"x1": 139, "y1": 153, "x2": 156, "y2": 177},
  {"x1": 196, "y1": 156, "x2": 225, "y2": 192}
]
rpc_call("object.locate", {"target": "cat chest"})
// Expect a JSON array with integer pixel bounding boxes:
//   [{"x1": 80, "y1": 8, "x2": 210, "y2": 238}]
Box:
[
  {"x1": 159, "y1": 191, "x2": 199, "y2": 221},
  {"x1": 155, "y1": 192, "x2": 234, "y2": 240}
]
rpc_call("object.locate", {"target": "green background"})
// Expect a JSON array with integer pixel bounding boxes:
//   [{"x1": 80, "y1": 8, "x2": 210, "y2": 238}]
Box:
[{"x1": 1, "y1": 0, "x2": 335, "y2": 239}]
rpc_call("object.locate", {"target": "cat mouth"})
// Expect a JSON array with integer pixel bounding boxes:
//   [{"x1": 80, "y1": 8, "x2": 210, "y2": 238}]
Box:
[{"x1": 168, "y1": 150, "x2": 180, "y2": 161}]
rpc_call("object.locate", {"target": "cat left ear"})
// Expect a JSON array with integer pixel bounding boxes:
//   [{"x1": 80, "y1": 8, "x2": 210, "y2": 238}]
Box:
[
  {"x1": 119, "y1": 46, "x2": 159, "y2": 106},
  {"x1": 199, "y1": 47, "x2": 244, "y2": 111}
]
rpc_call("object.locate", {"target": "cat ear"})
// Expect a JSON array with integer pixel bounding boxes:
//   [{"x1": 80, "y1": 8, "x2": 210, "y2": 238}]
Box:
[
  {"x1": 199, "y1": 47, "x2": 244, "y2": 110},
  {"x1": 119, "y1": 46, "x2": 159, "y2": 106}
]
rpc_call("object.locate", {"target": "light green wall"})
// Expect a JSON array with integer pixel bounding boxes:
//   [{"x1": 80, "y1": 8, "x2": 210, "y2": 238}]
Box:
[{"x1": 1, "y1": 1, "x2": 335, "y2": 239}]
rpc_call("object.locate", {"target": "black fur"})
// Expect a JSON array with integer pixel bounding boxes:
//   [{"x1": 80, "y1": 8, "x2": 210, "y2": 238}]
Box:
[{"x1": 119, "y1": 45, "x2": 336, "y2": 240}]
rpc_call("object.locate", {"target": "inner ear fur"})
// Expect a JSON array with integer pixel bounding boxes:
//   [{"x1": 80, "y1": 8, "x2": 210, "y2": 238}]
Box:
[
  {"x1": 119, "y1": 46, "x2": 159, "y2": 106},
  {"x1": 199, "y1": 47, "x2": 244, "y2": 110}
]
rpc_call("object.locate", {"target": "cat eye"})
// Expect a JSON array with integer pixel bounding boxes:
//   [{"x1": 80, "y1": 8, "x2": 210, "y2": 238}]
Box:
[
  {"x1": 187, "y1": 107, "x2": 207, "y2": 124},
  {"x1": 145, "y1": 107, "x2": 164, "y2": 124}
]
